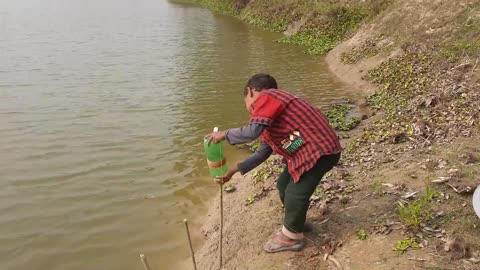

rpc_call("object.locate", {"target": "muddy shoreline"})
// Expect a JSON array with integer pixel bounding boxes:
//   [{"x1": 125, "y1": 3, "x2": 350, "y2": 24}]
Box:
[{"x1": 177, "y1": 1, "x2": 480, "y2": 269}]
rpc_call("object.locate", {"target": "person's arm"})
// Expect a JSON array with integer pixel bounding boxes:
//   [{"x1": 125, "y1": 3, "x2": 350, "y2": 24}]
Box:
[
  {"x1": 224, "y1": 123, "x2": 267, "y2": 145},
  {"x1": 215, "y1": 143, "x2": 273, "y2": 184},
  {"x1": 206, "y1": 123, "x2": 267, "y2": 145},
  {"x1": 237, "y1": 143, "x2": 273, "y2": 174}
]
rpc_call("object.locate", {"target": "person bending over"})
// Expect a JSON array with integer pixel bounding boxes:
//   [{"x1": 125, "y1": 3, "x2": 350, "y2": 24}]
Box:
[{"x1": 206, "y1": 73, "x2": 341, "y2": 253}]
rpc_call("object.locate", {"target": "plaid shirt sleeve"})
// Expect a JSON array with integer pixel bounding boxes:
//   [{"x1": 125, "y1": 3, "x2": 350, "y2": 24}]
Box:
[{"x1": 250, "y1": 94, "x2": 285, "y2": 126}]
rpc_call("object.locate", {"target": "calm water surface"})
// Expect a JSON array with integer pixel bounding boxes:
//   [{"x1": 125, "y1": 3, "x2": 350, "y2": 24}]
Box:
[{"x1": 0, "y1": 0, "x2": 358, "y2": 269}]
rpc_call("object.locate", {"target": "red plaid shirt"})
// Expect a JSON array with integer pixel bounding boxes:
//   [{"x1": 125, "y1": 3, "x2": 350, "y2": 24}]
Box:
[{"x1": 250, "y1": 89, "x2": 341, "y2": 182}]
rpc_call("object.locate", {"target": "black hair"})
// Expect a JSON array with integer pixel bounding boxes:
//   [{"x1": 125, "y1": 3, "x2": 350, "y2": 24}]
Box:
[{"x1": 244, "y1": 73, "x2": 278, "y2": 95}]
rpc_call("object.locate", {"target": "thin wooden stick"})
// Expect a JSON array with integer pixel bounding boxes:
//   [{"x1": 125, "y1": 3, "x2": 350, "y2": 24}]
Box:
[
  {"x1": 183, "y1": 219, "x2": 197, "y2": 270},
  {"x1": 219, "y1": 184, "x2": 223, "y2": 270},
  {"x1": 139, "y1": 254, "x2": 151, "y2": 270}
]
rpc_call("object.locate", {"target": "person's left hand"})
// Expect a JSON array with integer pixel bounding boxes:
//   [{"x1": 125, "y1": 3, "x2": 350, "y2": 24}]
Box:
[
  {"x1": 214, "y1": 166, "x2": 238, "y2": 185},
  {"x1": 206, "y1": 131, "x2": 226, "y2": 145}
]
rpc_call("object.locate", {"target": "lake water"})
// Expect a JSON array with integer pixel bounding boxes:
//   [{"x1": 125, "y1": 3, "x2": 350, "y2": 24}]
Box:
[{"x1": 0, "y1": 0, "x2": 358, "y2": 269}]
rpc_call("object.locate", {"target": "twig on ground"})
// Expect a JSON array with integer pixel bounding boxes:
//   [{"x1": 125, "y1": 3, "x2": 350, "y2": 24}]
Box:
[
  {"x1": 408, "y1": 257, "x2": 427, "y2": 262},
  {"x1": 318, "y1": 218, "x2": 330, "y2": 225},
  {"x1": 328, "y1": 255, "x2": 344, "y2": 270}
]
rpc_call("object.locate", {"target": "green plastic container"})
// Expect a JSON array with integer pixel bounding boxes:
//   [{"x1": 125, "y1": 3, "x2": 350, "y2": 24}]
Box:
[{"x1": 204, "y1": 127, "x2": 228, "y2": 177}]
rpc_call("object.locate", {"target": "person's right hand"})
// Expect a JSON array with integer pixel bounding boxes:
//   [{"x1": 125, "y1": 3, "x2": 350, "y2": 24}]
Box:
[{"x1": 206, "y1": 131, "x2": 226, "y2": 145}]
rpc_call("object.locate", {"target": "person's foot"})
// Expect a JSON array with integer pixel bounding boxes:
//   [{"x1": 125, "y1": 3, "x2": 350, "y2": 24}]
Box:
[
  {"x1": 263, "y1": 231, "x2": 305, "y2": 253},
  {"x1": 277, "y1": 220, "x2": 314, "y2": 232}
]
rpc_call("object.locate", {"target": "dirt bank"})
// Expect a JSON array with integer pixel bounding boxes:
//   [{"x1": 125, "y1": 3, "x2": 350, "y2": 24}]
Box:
[{"x1": 177, "y1": 0, "x2": 480, "y2": 269}]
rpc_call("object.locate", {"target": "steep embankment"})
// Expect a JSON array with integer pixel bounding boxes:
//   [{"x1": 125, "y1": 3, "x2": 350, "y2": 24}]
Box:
[{"x1": 173, "y1": 1, "x2": 480, "y2": 269}]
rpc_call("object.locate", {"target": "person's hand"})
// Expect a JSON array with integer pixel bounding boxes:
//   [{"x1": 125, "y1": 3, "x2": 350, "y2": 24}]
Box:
[
  {"x1": 206, "y1": 131, "x2": 226, "y2": 145},
  {"x1": 214, "y1": 166, "x2": 238, "y2": 185}
]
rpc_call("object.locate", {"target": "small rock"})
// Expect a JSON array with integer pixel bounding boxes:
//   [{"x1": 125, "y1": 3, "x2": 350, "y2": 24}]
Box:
[{"x1": 224, "y1": 185, "x2": 237, "y2": 193}]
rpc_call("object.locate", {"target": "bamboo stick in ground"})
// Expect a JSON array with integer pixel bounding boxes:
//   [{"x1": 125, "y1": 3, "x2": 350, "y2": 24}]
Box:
[
  {"x1": 183, "y1": 219, "x2": 197, "y2": 270},
  {"x1": 219, "y1": 184, "x2": 223, "y2": 270},
  {"x1": 139, "y1": 254, "x2": 151, "y2": 270}
]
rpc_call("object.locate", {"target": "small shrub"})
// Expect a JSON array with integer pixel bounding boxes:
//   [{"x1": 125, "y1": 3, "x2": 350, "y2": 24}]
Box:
[
  {"x1": 394, "y1": 238, "x2": 420, "y2": 254},
  {"x1": 397, "y1": 186, "x2": 436, "y2": 230},
  {"x1": 356, "y1": 228, "x2": 369, "y2": 240},
  {"x1": 245, "y1": 194, "x2": 256, "y2": 205}
]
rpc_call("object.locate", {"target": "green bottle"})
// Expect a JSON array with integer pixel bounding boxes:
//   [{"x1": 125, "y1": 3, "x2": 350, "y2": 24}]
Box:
[{"x1": 204, "y1": 127, "x2": 228, "y2": 177}]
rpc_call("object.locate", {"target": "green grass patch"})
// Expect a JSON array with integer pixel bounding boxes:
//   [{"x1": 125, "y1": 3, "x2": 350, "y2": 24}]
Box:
[
  {"x1": 397, "y1": 186, "x2": 436, "y2": 230},
  {"x1": 325, "y1": 104, "x2": 361, "y2": 131},
  {"x1": 356, "y1": 228, "x2": 369, "y2": 240},
  {"x1": 245, "y1": 194, "x2": 256, "y2": 205},
  {"x1": 279, "y1": 32, "x2": 337, "y2": 55},
  {"x1": 252, "y1": 159, "x2": 283, "y2": 184},
  {"x1": 249, "y1": 140, "x2": 260, "y2": 152},
  {"x1": 171, "y1": 0, "x2": 240, "y2": 16}
]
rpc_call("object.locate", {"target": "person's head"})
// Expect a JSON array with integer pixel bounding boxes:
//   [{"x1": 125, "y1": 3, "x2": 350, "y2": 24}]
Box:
[{"x1": 243, "y1": 73, "x2": 277, "y2": 112}]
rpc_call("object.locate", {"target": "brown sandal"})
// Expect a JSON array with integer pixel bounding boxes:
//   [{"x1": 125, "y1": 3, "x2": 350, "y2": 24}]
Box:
[{"x1": 263, "y1": 232, "x2": 305, "y2": 253}]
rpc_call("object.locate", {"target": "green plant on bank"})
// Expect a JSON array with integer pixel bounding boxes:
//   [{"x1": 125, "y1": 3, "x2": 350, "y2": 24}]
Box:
[
  {"x1": 249, "y1": 140, "x2": 260, "y2": 152},
  {"x1": 252, "y1": 159, "x2": 283, "y2": 184},
  {"x1": 278, "y1": 4, "x2": 370, "y2": 55},
  {"x1": 365, "y1": 50, "x2": 434, "y2": 114},
  {"x1": 174, "y1": 0, "x2": 240, "y2": 16},
  {"x1": 239, "y1": 8, "x2": 291, "y2": 32},
  {"x1": 179, "y1": 0, "x2": 393, "y2": 55},
  {"x1": 313, "y1": 187, "x2": 326, "y2": 198},
  {"x1": 356, "y1": 228, "x2": 369, "y2": 240},
  {"x1": 393, "y1": 238, "x2": 420, "y2": 254},
  {"x1": 325, "y1": 104, "x2": 361, "y2": 131},
  {"x1": 279, "y1": 32, "x2": 338, "y2": 55},
  {"x1": 340, "y1": 48, "x2": 436, "y2": 148},
  {"x1": 397, "y1": 186, "x2": 436, "y2": 230},
  {"x1": 245, "y1": 194, "x2": 256, "y2": 205},
  {"x1": 252, "y1": 169, "x2": 270, "y2": 184}
]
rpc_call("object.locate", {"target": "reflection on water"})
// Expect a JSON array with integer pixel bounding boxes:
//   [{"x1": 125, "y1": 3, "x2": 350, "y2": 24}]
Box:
[{"x1": 0, "y1": 0, "x2": 358, "y2": 269}]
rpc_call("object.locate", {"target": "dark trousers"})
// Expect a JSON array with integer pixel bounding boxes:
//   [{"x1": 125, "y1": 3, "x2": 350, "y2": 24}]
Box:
[{"x1": 277, "y1": 153, "x2": 341, "y2": 234}]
